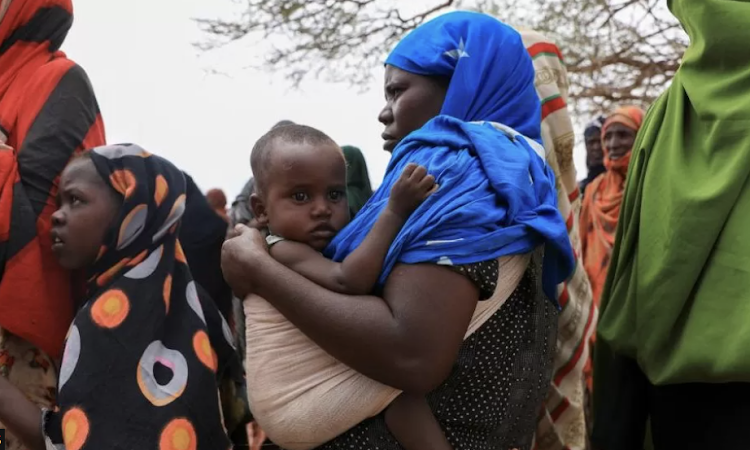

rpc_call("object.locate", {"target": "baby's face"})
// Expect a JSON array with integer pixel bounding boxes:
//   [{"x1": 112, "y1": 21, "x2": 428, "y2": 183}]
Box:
[{"x1": 261, "y1": 141, "x2": 350, "y2": 251}]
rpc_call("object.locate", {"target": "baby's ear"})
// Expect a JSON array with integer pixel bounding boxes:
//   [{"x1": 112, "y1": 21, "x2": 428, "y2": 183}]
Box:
[{"x1": 249, "y1": 194, "x2": 269, "y2": 227}]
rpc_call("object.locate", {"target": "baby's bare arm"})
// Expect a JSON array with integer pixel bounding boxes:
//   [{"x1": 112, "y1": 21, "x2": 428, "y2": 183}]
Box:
[
  {"x1": 270, "y1": 207, "x2": 407, "y2": 295},
  {"x1": 271, "y1": 163, "x2": 437, "y2": 295}
]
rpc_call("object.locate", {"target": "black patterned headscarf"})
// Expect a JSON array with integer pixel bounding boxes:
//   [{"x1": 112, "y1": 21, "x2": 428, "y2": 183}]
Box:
[{"x1": 45, "y1": 144, "x2": 235, "y2": 450}]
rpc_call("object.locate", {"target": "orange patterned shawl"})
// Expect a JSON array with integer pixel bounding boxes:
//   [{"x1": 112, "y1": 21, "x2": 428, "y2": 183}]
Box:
[{"x1": 581, "y1": 106, "x2": 645, "y2": 305}]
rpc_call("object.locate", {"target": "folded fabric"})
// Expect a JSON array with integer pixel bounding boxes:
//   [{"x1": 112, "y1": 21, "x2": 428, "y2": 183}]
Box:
[
  {"x1": 326, "y1": 117, "x2": 573, "y2": 303},
  {"x1": 244, "y1": 254, "x2": 530, "y2": 450}
]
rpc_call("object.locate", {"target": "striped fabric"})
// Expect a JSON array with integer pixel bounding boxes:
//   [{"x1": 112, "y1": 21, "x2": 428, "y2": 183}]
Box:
[
  {"x1": 0, "y1": 0, "x2": 105, "y2": 360},
  {"x1": 519, "y1": 28, "x2": 597, "y2": 450}
]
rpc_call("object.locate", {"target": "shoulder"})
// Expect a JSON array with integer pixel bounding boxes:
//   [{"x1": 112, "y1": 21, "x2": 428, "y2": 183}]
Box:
[{"x1": 30, "y1": 59, "x2": 95, "y2": 93}]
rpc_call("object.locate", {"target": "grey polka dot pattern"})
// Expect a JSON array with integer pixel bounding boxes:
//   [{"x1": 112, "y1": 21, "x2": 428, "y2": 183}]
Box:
[
  {"x1": 449, "y1": 260, "x2": 499, "y2": 300},
  {"x1": 311, "y1": 251, "x2": 558, "y2": 450}
]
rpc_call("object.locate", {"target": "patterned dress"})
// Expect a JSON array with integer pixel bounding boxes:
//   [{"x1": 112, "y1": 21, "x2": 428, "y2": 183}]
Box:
[
  {"x1": 42, "y1": 145, "x2": 237, "y2": 449},
  {"x1": 313, "y1": 254, "x2": 558, "y2": 450}
]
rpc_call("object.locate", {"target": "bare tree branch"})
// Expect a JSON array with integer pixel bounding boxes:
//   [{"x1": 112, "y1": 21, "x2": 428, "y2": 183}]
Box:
[{"x1": 195, "y1": 0, "x2": 688, "y2": 116}]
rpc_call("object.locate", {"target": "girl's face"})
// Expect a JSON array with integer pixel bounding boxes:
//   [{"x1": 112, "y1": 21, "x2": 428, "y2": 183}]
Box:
[{"x1": 51, "y1": 157, "x2": 121, "y2": 270}]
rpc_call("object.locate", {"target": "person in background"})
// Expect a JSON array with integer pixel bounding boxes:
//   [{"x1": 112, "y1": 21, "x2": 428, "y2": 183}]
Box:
[
  {"x1": 206, "y1": 188, "x2": 229, "y2": 222},
  {"x1": 580, "y1": 106, "x2": 644, "y2": 306},
  {"x1": 341, "y1": 145, "x2": 373, "y2": 217},
  {"x1": 594, "y1": 1, "x2": 750, "y2": 448},
  {"x1": 520, "y1": 28, "x2": 596, "y2": 450},
  {"x1": 579, "y1": 116, "x2": 606, "y2": 196},
  {"x1": 0, "y1": 2, "x2": 106, "y2": 448}
]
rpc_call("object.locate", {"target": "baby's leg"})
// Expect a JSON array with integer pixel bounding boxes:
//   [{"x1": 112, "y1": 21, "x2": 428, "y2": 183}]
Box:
[{"x1": 384, "y1": 393, "x2": 452, "y2": 450}]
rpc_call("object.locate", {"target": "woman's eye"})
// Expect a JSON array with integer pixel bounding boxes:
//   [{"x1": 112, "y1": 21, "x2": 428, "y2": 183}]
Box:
[
  {"x1": 386, "y1": 87, "x2": 403, "y2": 100},
  {"x1": 292, "y1": 192, "x2": 309, "y2": 202},
  {"x1": 70, "y1": 195, "x2": 82, "y2": 205}
]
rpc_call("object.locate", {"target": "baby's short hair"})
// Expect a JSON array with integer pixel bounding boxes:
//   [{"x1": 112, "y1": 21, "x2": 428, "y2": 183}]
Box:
[{"x1": 250, "y1": 124, "x2": 339, "y2": 195}]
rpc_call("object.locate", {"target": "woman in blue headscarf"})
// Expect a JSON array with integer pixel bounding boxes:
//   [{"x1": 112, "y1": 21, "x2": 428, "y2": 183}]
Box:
[{"x1": 223, "y1": 11, "x2": 573, "y2": 450}]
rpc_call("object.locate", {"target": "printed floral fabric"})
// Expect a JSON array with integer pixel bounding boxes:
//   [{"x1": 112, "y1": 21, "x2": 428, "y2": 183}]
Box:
[{"x1": 0, "y1": 329, "x2": 56, "y2": 450}]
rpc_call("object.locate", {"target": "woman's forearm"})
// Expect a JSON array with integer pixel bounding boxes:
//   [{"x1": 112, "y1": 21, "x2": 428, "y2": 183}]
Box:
[
  {"x1": 246, "y1": 255, "x2": 477, "y2": 393},
  {"x1": 0, "y1": 377, "x2": 46, "y2": 450}
]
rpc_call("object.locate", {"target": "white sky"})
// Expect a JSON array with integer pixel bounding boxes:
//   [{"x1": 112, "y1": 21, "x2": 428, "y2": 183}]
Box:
[{"x1": 62, "y1": 0, "x2": 589, "y2": 200}]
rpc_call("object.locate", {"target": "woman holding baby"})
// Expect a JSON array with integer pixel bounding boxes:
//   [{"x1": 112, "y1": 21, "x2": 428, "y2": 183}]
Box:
[{"x1": 223, "y1": 10, "x2": 573, "y2": 450}]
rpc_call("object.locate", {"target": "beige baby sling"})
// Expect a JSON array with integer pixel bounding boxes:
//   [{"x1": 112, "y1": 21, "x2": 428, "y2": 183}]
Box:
[{"x1": 243, "y1": 253, "x2": 530, "y2": 450}]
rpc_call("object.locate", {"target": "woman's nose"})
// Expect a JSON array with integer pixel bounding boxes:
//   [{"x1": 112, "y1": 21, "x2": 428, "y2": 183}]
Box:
[{"x1": 378, "y1": 104, "x2": 393, "y2": 126}]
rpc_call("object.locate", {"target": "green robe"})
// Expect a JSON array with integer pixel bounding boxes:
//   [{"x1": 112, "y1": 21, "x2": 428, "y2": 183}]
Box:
[
  {"x1": 596, "y1": 0, "x2": 750, "y2": 388},
  {"x1": 342, "y1": 145, "x2": 373, "y2": 217}
]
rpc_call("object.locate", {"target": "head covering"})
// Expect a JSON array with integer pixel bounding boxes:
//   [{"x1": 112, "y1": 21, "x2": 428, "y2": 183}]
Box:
[
  {"x1": 181, "y1": 177, "x2": 233, "y2": 320},
  {"x1": 595, "y1": 0, "x2": 750, "y2": 387},
  {"x1": 45, "y1": 144, "x2": 235, "y2": 449},
  {"x1": 584, "y1": 116, "x2": 606, "y2": 138},
  {"x1": 519, "y1": 28, "x2": 596, "y2": 450},
  {"x1": 0, "y1": 0, "x2": 105, "y2": 359},
  {"x1": 341, "y1": 145, "x2": 373, "y2": 217},
  {"x1": 580, "y1": 105, "x2": 644, "y2": 305},
  {"x1": 326, "y1": 11, "x2": 574, "y2": 302}
]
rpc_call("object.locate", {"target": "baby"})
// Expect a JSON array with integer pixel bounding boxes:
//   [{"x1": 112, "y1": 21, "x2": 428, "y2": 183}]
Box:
[{"x1": 246, "y1": 124, "x2": 451, "y2": 450}]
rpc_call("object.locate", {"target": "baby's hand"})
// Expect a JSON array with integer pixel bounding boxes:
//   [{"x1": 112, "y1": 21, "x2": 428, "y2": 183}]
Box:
[{"x1": 387, "y1": 163, "x2": 437, "y2": 219}]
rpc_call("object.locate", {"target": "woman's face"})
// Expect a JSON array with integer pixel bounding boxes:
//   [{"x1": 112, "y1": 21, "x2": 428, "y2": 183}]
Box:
[
  {"x1": 603, "y1": 123, "x2": 637, "y2": 160},
  {"x1": 378, "y1": 65, "x2": 448, "y2": 152}
]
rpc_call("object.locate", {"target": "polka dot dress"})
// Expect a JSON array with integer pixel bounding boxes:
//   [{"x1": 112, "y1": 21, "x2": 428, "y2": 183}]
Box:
[{"x1": 313, "y1": 251, "x2": 558, "y2": 450}]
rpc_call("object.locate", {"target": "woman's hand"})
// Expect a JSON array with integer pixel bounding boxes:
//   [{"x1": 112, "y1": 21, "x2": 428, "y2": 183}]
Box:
[{"x1": 221, "y1": 224, "x2": 269, "y2": 298}]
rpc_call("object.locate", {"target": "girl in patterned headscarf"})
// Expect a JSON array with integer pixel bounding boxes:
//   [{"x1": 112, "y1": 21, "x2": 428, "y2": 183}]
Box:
[{"x1": 0, "y1": 144, "x2": 237, "y2": 450}]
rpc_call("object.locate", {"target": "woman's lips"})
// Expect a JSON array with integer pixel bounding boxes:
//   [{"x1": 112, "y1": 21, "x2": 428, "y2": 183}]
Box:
[{"x1": 382, "y1": 133, "x2": 398, "y2": 150}]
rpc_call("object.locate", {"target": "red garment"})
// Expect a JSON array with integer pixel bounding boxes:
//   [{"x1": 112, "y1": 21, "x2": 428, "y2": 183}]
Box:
[{"x1": 0, "y1": 0, "x2": 105, "y2": 359}]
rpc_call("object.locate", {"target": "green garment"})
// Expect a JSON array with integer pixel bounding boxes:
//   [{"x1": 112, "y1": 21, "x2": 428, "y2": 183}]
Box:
[
  {"x1": 596, "y1": 0, "x2": 750, "y2": 386},
  {"x1": 342, "y1": 145, "x2": 373, "y2": 217}
]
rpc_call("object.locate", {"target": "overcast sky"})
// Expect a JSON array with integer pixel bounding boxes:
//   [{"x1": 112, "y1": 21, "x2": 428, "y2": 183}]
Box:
[{"x1": 62, "y1": 0, "x2": 589, "y2": 200}]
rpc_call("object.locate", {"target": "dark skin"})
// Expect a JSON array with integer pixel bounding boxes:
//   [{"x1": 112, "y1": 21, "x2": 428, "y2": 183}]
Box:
[
  {"x1": 603, "y1": 123, "x2": 637, "y2": 160},
  {"x1": 252, "y1": 139, "x2": 436, "y2": 294},
  {"x1": 0, "y1": 156, "x2": 120, "y2": 450},
  {"x1": 223, "y1": 65, "x2": 474, "y2": 392},
  {"x1": 223, "y1": 66, "x2": 472, "y2": 450},
  {"x1": 379, "y1": 66, "x2": 449, "y2": 152},
  {"x1": 252, "y1": 140, "x2": 443, "y2": 449},
  {"x1": 50, "y1": 157, "x2": 121, "y2": 269},
  {"x1": 585, "y1": 131, "x2": 604, "y2": 170}
]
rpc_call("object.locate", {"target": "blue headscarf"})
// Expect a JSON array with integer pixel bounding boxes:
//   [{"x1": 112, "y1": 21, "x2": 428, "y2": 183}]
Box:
[{"x1": 325, "y1": 11, "x2": 574, "y2": 302}]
